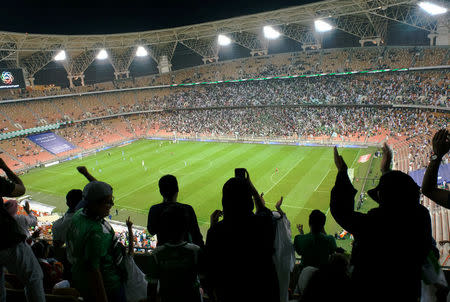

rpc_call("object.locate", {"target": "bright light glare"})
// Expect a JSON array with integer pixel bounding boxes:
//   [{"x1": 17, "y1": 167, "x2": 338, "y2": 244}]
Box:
[
  {"x1": 315, "y1": 20, "x2": 333, "y2": 32},
  {"x1": 218, "y1": 34, "x2": 231, "y2": 46},
  {"x1": 136, "y1": 46, "x2": 148, "y2": 57},
  {"x1": 263, "y1": 26, "x2": 280, "y2": 39},
  {"x1": 54, "y1": 50, "x2": 66, "y2": 61},
  {"x1": 418, "y1": 2, "x2": 447, "y2": 15},
  {"x1": 96, "y1": 49, "x2": 108, "y2": 60}
]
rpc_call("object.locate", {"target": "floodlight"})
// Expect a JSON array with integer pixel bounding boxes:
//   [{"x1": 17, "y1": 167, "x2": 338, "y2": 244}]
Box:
[
  {"x1": 54, "y1": 50, "x2": 66, "y2": 61},
  {"x1": 418, "y1": 2, "x2": 447, "y2": 15},
  {"x1": 263, "y1": 26, "x2": 280, "y2": 39},
  {"x1": 136, "y1": 46, "x2": 148, "y2": 57},
  {"x1": 218, "y1": 34, "x2": 231, "y2": 46},
  {"x1": 96, "y1": 49, "x2": 108, "y2": 60},
  {"x1": 315, "y1": 20, "x2": 333, "y2": 32}
]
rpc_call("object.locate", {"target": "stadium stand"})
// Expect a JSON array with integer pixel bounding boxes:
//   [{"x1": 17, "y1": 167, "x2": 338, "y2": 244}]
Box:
[
  {"x1": 0, "y1": 67, "x2": 447, "y2": 167},
  {"x1": 4, "y1": 0, "x2": 450, "y2": 296},
  {"x1": 0, "y1": 46, "x2": 448, "y2": 102}
]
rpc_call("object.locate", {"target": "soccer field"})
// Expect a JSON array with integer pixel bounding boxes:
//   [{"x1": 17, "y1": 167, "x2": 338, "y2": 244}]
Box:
[{"x1": 21, "y1": 139, "x2": 379, "y2": 239}]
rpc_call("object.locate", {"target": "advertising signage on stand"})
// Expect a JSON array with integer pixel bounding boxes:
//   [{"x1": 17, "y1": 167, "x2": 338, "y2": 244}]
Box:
[{"x1": 0, "y1": 69, "x2": 26, "y2": 89}]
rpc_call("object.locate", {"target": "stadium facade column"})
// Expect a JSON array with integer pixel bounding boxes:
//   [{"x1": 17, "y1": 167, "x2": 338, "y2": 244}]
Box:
[
  {"x1": 359, "y1": 38, "x2": 382, "y2": 47},
  {"x1": 114, "y1": 71, "x2": 130, "y2": 79},
  {"x1": 250, "y1": 50, "x2": 268, "y2": 56},
  {"x1": 67, "y1": 75, "x2": 74, "y2": 88},
  {"x1": 202, "y1": 56, "x2": 219, "y2": 64},
  {"x1": 157, "y1": 55, "x2": 172, "y2": 74},
  {"x1": 428, "y1": 33, "x2": 437, "y2": 46},
  {"x1": 66, "y1": 74, "x2": 85, "y2": 87},
  {"x1": 301, "y1": 43, "x2": 322, "y2": 51},
  {"x1": 433, "y1": 20, "x2": 449, "y2": 46}
]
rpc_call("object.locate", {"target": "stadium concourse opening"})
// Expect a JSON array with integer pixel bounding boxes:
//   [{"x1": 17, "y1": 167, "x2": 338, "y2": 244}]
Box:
[{"x1": 0, "y1": 0, "x2": 449, "y2": 301}]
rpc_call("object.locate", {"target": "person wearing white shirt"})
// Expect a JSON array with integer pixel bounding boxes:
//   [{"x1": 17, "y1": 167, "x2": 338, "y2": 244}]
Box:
[{"x1": 4, "y1": 200, "x2": 37, "y2": 238}]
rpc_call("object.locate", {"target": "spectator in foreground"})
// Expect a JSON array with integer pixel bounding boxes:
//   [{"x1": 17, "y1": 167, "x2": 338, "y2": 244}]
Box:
[
  {"x1": 147, "y1": 174, "x2": 204, "y2": 247},
  {"x1": 52, "y1": 188, "x2": 83, "y2": 247},
  {"x1": 122, "y1": 217, "x2": 147, "y2": 302},
  {"x1": 146, "y1": 204, "x2": 203, "y2": 302},
  {"x1": 31, "y1": 240, "x2": 64, "y2": 292},
  {"x1": 331, "y1": 146, "x2": 432, "y2": 301},
  {"x1": 4, "y1": 200, "x2": 37, "y2": 239},
  {"x1": 66, "y1": 181, "x2": 126, "y2": 302},
  {"x1": 205, "y1": 170, "x2": 279, "y2": 302},
  {"x1": 270, "y1": 196, "x2": 295, "y2": 302},
  {"x1": 299, "y1": 253, "x2": 350, "y2": 302},
  {"x1": 0, "y1": 158, "x2": 45, "y2": 302},
  {"x1": 293, "y1": 209, "x2": 336, "y2": 269},
  {"x1": 422, "y1": 129, "x2": 450, "y2": 209}
]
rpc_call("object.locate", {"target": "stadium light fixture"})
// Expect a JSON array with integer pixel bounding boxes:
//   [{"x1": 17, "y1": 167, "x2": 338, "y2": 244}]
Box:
[
  {"x1": 314, "y1": 20, "x2": 333, "y2": 32},
  {"x1": 263, "y1": 26, "x2": 280, "y2": 39},
  {"x1": 136, "y1": 46, "x2": 148, "y2": 57},
  {"x1": 418, "y1": 2, "x2": 447, "y2": 15},
  {"x1": 96, "y1": 49, "x2": 108, "y2": 60},
  {"x1": 54, "y1": 50, "x2": 66, "y2": 61},
  {"x1": 218, "y1": 34, "x2": 231, "y2": 46}
]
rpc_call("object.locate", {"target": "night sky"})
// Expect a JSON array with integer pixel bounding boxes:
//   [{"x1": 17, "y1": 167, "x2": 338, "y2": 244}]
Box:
[
  {"x1": 2, "y1": 0, "x2": 315, "y2": 35},
  {"x1": 2, "y1": 0, "x2": 430, "y2": 87}
]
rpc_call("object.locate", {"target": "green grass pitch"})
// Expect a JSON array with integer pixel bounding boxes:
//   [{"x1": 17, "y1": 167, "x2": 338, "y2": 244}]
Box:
[{"x1": 21, "y1": 139, "x2": 380, "y2": 244}]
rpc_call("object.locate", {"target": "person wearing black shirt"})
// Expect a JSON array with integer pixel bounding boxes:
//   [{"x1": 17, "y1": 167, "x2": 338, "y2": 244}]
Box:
[
  {"x1": 205, "y1": 171, "x2": 279, "y2": 302},
  {"x1": 331, "y1": 147, "x2": 431, "y2": 301},
  {"x1": 147, "y1": 175, "x2": 204, "y2": 248}
]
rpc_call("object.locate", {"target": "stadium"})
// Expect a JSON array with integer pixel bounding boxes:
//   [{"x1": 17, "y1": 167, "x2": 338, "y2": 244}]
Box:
[{"x1": 0, "y1": 0, "x2": 449, "y2": 300}]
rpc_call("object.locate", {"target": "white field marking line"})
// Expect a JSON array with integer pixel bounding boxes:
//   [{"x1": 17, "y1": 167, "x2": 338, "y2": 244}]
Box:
[
  {"x1": 270, "y1": 171, "x2": 278, "y2": 185},
  {"x1": 265, "y1": 201, "x2": 315, "y2": 210},
  {"x1": 116, "y1": 178, "x2": 160, "y2": 200},
  {"x1": 158, "y1": 159, "x2": 213, "y2": 176},
  {"x1": 314, "y1": 168, "x2": 331, "y2": 192},
  {"x1": 118, "y1": 159, "x2": 213, "y2": 200},
  {"x1": 349, "y1": 148, "x2": 362, "y2": 170},
  {"x1": 117, "y1": 204, "x2": 211, "y2": 225},
  {"x1": 26, "y1": 186, "x2": 61, "y2": 195},
  {"x1": 264, "y1": 155, "x2": 306, "y2": 196},
  {"x1": 42, "y1": 170, "x2": 74, "y2": 176},
  {"x1": 315, "y1": 148, "x2": 361, "y2": 192},
  {"x1": 324, "y1": 149, "x2": 362, "y2": 217}
]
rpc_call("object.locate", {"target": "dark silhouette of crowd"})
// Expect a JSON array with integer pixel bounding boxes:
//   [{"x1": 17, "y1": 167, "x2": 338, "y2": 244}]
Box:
[{"x1": 0, "y1": 128, "x2": 449, "y2": 302}]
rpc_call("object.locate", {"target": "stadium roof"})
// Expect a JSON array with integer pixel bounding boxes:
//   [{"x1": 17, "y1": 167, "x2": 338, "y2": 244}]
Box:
[{"x1": 0, "y1": 0, "x2": 448, "y2": 81}]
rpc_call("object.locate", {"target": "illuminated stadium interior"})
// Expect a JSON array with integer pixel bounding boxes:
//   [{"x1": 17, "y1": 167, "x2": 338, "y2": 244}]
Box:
[{"x1": 0, "y1": 0, "x2": 449, "y2": 300}]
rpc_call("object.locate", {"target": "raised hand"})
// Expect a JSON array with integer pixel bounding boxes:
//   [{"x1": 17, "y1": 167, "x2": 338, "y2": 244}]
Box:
[
  {"x1": 297, "y1": 224, "x2": 304, "y2": 235},
  {"x1": 275, "y1": 196, "x2": 284, "y2": 215},
  {"x1": 210, "y1": 210, "x2": 223, "y2": 226},
  {"x1": 77, "y1": 166, "x2": 88, "y2": 174},
  {"x1": 333, "y1": 146, "x2": 348, "y2": 172},
  {"x1": 24, "y1": 201, "x2": 31, "y2": 214},
  {"x1": 380, "y1": 143, "x2": 392, "y2": 173},
  {"x1": 31, "y1": 228, "x2": 41, "y2": 239},
  {"x1": 432, "y1": 129, "x2": 450, "y2": 158},
  {"x1": 126, "y1": 216, "x2": 133, "y2": 229}
]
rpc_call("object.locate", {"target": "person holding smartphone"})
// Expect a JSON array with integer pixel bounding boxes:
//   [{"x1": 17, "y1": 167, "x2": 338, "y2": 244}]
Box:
[
  {"x1": 205, "y1": 168, "x2": 279, "y2": 302},
  {"x1": 422, "y1": 129, "x2": 450, "y2": 209}
]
